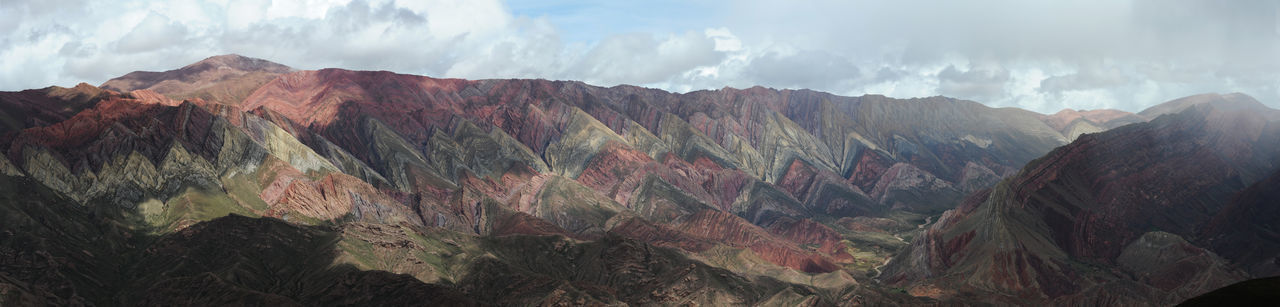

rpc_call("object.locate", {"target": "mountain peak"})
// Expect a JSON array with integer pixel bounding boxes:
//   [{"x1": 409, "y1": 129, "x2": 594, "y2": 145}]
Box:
[
  {"x1": 100, "y1": 54, "x2": 294, "y2": 104},
  {"x1": 181, "y1": 54, "x2": 292, "y2": 74},
  {"x1": 1138, "y1": 92, "x2": 1272, "y2": 118}
]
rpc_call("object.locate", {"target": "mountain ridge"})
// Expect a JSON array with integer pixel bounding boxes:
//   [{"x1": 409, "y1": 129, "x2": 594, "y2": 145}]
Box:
[
  {"x1": 880, "y1": 97, "x2": 1280, "y2": 305},
  {"x1": 3, "y1": 54, "x2": 1277, "y2": 306}
]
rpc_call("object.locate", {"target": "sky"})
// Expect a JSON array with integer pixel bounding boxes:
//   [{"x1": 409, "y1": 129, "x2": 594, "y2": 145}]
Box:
[{"x1": 2, "y1": 0, "x2": 1278, "y2": 113}]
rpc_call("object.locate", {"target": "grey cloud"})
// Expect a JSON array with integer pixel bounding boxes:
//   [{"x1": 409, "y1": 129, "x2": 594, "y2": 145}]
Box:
[
  {"x1": 217, "y1": 0, "x2": 455, "y2": 74},
  {"x1": 58, "y1": 41, "x2": 94, "y2": 57},
  {"x1": 569, "y1": 31, "x2": 724, "y2": 85},
  {"x1": 27, "y1": 24, "x2": 71, "y2": 42},
  {"x1": 1039, "y1": 66, "x2": 1131, "y2": 93},
  {"x1": 217, "y1": 0, "x2": 723, "y2": 88},
  {"x1": 115, "y1": 12, "x2": 189, "y2": 53},
  {"x1": 321, "y1": 0, "x2": 428, "y2": 31},
  {"x1": 63, "y1": 48, "x2": 200, "y2": 81},
  {"x1": 872, "y1": 67, "x2": 906, "y2": 84},
  {"x1": 937, "y1": 65, "x2": 1009, "y2": 101},
  {"x1": 1, "y1": 0, "x2": 89, "y2": 37},
  {"x1": 1135, "y1": 63, "x2": 1213, "y2": 85},
  {"x1": 443, "y1": 17, "x2": 566, "y2": 80},
  {"x1": 723, "y1": 0, "x2": 1280, "y2": 112},
  {"x1": 744, "y1": 50, "x2": 859, "y2": 90}
]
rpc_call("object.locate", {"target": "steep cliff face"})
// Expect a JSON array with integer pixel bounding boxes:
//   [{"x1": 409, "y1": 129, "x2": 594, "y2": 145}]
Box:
[{"x1": 882, "y1": 98, "x2": 1280, "y2": 305}]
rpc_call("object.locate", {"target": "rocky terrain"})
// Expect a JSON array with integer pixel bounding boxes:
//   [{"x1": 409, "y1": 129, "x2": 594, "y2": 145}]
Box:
[
  {"x1": 880, "y1": 93, "x2": 1280, "y2": 305},
  {"x1": 0, "y1": 54, "x2": 1275, "y2": 306}
]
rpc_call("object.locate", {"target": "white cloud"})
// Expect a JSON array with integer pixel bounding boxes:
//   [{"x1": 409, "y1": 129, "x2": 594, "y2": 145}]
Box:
[
  {"x1": 741, "y1": 50, "x2": 859, "y2": 90},
  {"x1": 1039, "y1": 64, "x2": 1132, "y2": 94},
  {"x1": 567, "y1": 31, "x2": 724, "y2": 86},
  {"x1": 2, "y1": 0, "x2": 1278, "y2": 114},
  {"x1": 115, "y1": 12, "x2": 189, "y2": 53},
  {"x1": 393, "y1": 0, "x2": 511, "y2": 37},
  {"x1": 937, "y1": 64, "x2": 1010, "y2": 102}
]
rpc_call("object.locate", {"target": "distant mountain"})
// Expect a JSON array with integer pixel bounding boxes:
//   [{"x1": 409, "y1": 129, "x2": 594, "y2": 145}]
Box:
[
  {"x1": 1138, "y1": 92, "x2": 1269, "y2": 119},
  {"x1": 1038, "y1": 108, "x2": 1146, "y2": 141},
  {"x1": 101, "y1": 54, "x2": 293, "y2": 105},
  {"x1": 881, "y1": 94, "x2": 1280, "y2": 305}
]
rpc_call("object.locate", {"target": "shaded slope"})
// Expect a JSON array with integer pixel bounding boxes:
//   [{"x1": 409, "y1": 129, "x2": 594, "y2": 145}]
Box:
[
  {"x1": 0, "y1": 83, "x2": 110, "y2": 133},
  {"x1": 881, "y1": 95, "x2": 1280, "y2": 305},
  {"x1": 461, "y1": 233, "x2": 834, "y2": 306},
  {"x1": 0, "y1": 166, "x2": 475, "y2": 306},
  {"x1": 1178, "y1": 276, "x2": 1280, "y2": 307},
  {"x1": 0, "y1": 173, "x2": 139, "y2": 305},
  {"x1": 1200, "y1": 168, "x2": 1280, "y2": 276},
  {"x1": 123, "y1": 215, "x2": 478, "y2": 306}
]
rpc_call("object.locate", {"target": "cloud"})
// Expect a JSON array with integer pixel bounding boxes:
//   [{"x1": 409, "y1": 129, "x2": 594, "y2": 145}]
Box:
[
  {"x1": 718, "y1": 0, "x2": 1280, "y2": 112},
  {"x1": 441, "y1": 16, "x2": 566, "y2": 80},
  {"x1": 2, "y1": 0, "x2": 1279, "y2": 114},
  {"x1": 568, "y1": 31, "x2": 724, "y2": 85},
  {"x1": 1039, "y1": 65, "x2": 1131, "y2": 93},
  {"x1": 1, "y1": 0, "x2": 733, "y2": 94},
  {"x1": 743, "y1": 50, "x2": 859, "y2": 90},
  {"x1": 217, "y1": 0, "x2": 449, "y2": 73},
  {"x1": 937, "y1": 64, "x2": 1009, "y2": 101},
  {"x1": 115, "y1": 12, "x2": 189, "y2": 53}
]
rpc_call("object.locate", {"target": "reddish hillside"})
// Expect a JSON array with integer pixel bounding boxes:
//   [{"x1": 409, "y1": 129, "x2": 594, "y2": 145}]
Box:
[
  {"x1": 17, "y1": 55, "x2": 1270, "y2": 305},
  {"x1": 102, "y1": 54, "x2": 293, "y2": 105}
]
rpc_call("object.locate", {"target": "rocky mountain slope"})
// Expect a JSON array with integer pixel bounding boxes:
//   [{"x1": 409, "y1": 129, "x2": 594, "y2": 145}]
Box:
[
  {"x1": 1, "y1": 54, "x2": 1273, "y2": 305},
  {"x1": 880, "y1": 94, "x2": 1280, "y2": 305}
]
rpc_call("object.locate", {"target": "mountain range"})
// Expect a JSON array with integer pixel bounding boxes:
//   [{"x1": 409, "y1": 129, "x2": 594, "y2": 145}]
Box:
[{"x1": 0, "y1": 54, "x2": 1275, "y2": 306}]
